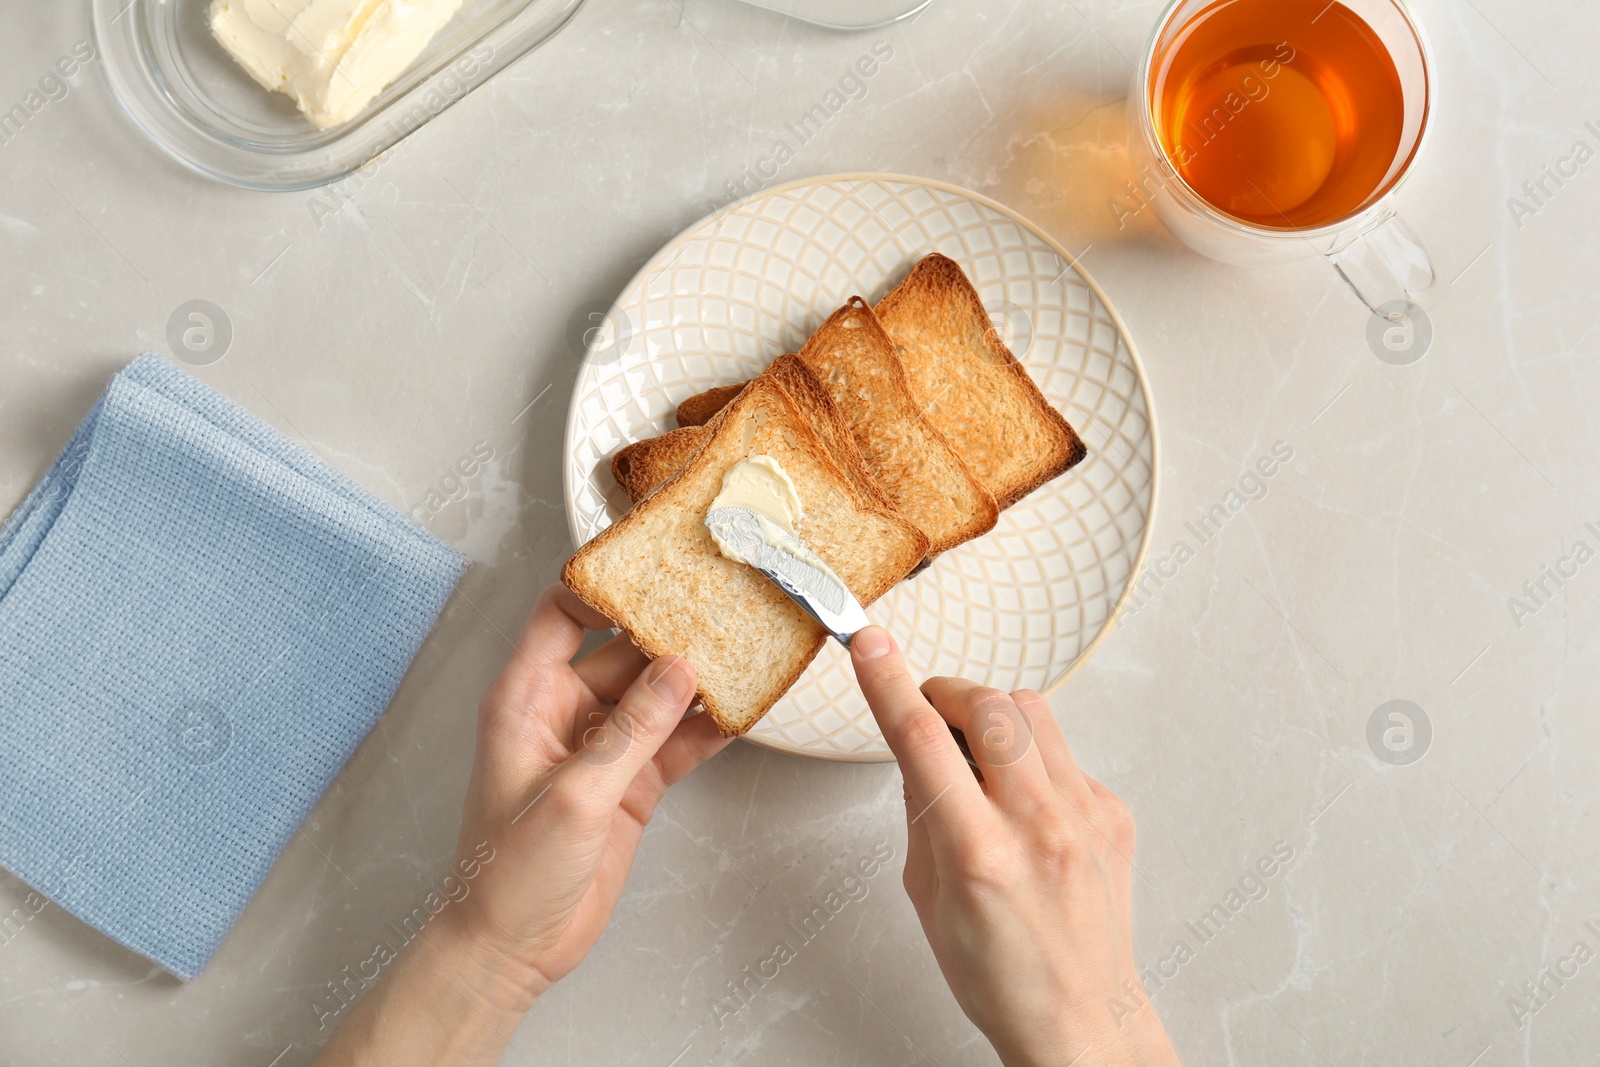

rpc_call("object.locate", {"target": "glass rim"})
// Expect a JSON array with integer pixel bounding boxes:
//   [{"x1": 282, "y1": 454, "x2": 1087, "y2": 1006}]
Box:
[{"x1": 1132, "y1": 0, "x2": 1435, "y2": 241}]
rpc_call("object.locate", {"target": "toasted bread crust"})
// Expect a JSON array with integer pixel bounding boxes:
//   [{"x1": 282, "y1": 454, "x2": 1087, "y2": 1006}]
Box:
[
  {"x1": 611, "y1": 426, "x2": 707, "y2": 504},
  {"x1": 565, "y1": 376, "x2": 927, "y2": 736},
  {"x1": 648, "y1": 257, "x2": 1089, "y2": 511},
  {"x1": 798, "y1": 297, "x2": 998, "y2": 555},
  {"x1": 876, "y1": 253, "x2": 1087, "y2": 509},
  {"x1": 763, "y1": 354, "x2": 899, "y2": 515},
  {"x1": 676, "y1": 383, "x2": 746, "y2": 427},
  {"x1": 612, "y1": 356, "x2": 907, "y2": 522}
]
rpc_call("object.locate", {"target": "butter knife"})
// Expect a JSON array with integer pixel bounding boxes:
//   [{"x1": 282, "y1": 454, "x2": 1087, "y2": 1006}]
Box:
[{"x1": 704, "y1": 506, "x2": 871, "y2": 646}]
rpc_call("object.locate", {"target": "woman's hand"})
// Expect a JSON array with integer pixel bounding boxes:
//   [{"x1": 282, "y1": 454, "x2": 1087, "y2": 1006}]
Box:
[
  {"x1": 850, "y1": 625, "x2": 1181, "y2": 1067},
  {"x1": 312, "y1": 585, "x2": 730, "y2": 1066},
  {"x1": 443, "y1": 583, "x2": 733, "y2": 1001}
]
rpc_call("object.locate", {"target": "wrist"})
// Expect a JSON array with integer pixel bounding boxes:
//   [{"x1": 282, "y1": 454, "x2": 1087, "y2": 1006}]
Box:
[
  {"x1": 990, "y1": 998, "x2": 1180, "y2": 1067},
  {"x1": 422, "y1": 905, "x2": 547, "y2": 1021},
  {"x1": 309, "y1": 906, "x2": 542, "y2": 1067},
  {"x1": 998, "y1": 1030, "x2": 1179, "y2": 1067}
]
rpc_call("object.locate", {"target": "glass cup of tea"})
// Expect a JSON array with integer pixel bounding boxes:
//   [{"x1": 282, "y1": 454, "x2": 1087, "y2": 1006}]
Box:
[{"x1": 1128, "y1": 0, "x2": 1435, "y2": 319}]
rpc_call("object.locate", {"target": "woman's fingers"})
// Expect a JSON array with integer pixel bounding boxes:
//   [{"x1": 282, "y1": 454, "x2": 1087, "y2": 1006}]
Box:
[
  {"x1": 572, "y1": 633, "x2": 651, "y2": 705},
  {"x1": 515, "y1": 585, "x2": 614, "y2": 672},
  {"x1": 1082, "y1": 774, "x2": 1138, "y2": 865},
  {"x1": 901, "y1": 782, "x2": 938, "y2": 916},
  {"x1": 648, "y1": 713, "x2": 734, "y2": 793},
  {"x1": 482, "y1": 585, "x2": 614, "y2": 733},
  {"x1": 551, "y1": 655, "x2": 700, "y2": 820},
  {"x1": 850, "y1": 627, "x2": 997, "y2": 854},
  {"x1": 1010, "y1": 689, "x2": 1098, "y2": 817},
  {"x1": 599, "y1": 710, "x2": 735, "y2": 829},
  {"x1": 919, "y1": 678, "x2": 1055, "y2": 811},
  {"x1": 475, "y1": 587, "x2": 611, "y2": 802}
]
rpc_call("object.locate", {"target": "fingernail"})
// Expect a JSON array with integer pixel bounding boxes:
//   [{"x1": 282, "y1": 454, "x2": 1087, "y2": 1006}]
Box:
[
  {"x1": 852, "y1": 626, "x2": 892, "y2": 659},
  {"x1": 646, "y1": 655, "x2": 694, "y2": 702}
]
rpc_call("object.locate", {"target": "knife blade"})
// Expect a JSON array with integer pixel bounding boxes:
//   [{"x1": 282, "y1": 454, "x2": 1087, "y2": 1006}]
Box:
[{"x1": 704, "y1": 506, "x2": 871, "y2": 646}]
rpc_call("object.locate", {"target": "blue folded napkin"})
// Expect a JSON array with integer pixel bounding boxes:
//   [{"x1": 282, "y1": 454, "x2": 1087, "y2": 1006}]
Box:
[{"x1": 0, "y1": 355, "x2": 465, "y2": 980}]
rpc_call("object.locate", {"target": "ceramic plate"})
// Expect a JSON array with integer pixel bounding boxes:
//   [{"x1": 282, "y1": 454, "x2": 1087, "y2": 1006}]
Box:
[{"x1": 563, "y1": 174, "x2": 1158, "y2": 762}]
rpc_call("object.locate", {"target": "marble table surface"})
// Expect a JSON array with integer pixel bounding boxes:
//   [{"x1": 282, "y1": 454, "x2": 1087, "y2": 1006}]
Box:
[{"x1": 3, "y1": 0, "x2": 1599, "y2": 1063}]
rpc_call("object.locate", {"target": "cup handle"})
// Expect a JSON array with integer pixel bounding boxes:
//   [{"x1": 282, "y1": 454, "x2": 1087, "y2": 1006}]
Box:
[{"x1": 1325, "y1": 212, "x2": 1435, "y2": 319}]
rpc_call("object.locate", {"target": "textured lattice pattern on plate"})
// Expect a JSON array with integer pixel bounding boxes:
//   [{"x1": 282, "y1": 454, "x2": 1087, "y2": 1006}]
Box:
[{"x1": 564, "y1": 177, "x2": 1157, "y2": 761}]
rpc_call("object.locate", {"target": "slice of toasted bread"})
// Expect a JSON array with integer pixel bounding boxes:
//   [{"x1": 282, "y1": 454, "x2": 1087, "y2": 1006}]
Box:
[
  {"x1": 676, "y1": 383, "x2": 746, "y2": 427},
  {"x1": 677, "y1": 382, "x2": 738, "y2": 427},
  {"x1": 875, "y1": 254, "x2": 1087, "y2": 509},
  {"x1": 611, "y1": 426, "x2": 706, "y2": 503},
  {"x1": 798, "y1": 298, "x2": 997, "y2": 554},
  {"x1": 612, "y1": 355, "x2": 901, "y2": 513},
  {"x1": 761, "y1": 354, "x2": 896, "y2": 512},
  {"x1": 564, "y1": 375, "x2": 929, "y2": 736}
]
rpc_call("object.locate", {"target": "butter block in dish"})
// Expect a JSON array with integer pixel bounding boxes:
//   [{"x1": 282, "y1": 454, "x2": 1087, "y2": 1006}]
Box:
[{"x1": 210, "y1": 0, "x2": 466, "y2": 128}]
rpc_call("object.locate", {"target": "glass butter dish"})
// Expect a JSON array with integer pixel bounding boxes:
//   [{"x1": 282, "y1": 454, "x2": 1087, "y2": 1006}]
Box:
[
  {"x1": 95, "y1": 0, "x2": 587, "y2": 190},
  {"x1": 95, "y1": 0, "x2": 934, "y2": 190}
]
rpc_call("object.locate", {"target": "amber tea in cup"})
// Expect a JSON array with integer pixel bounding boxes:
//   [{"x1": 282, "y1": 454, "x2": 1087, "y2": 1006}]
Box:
[
  {"x1": 1131, "y1": 0, "x2": 1435, "y2": 314},
  {"x1": 1151, "y1": 0, "x2": 1408, "y2": 227}
]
